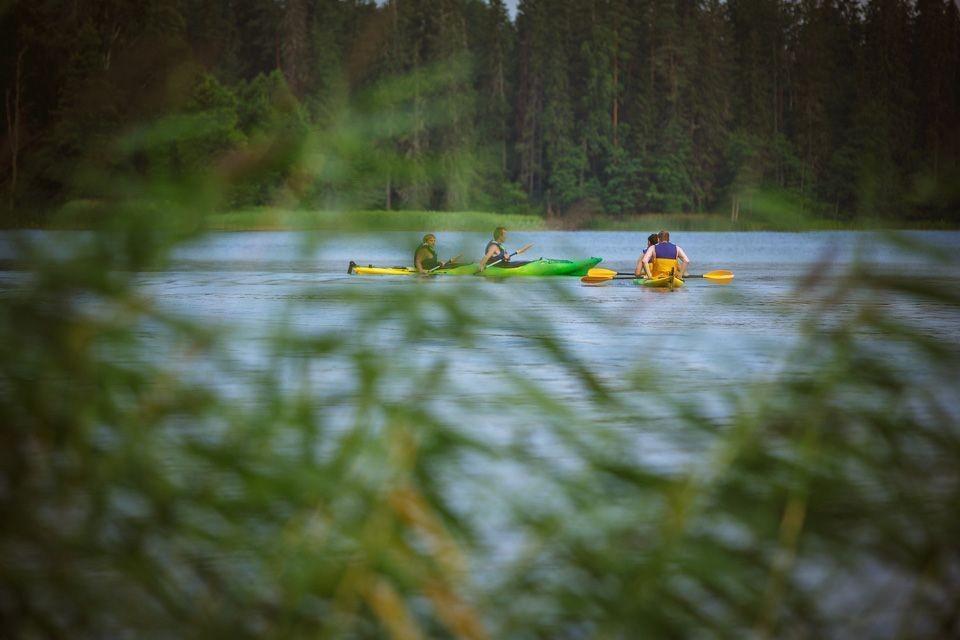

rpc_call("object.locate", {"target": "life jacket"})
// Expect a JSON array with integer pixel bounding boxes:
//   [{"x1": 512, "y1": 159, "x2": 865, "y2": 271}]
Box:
[
  {"x1": 651, "y1": 242, "x2": 679, "y2": 277},
  {"x1": 415, "y1": 242, "x2": 439, "y2": 270},
  {"x1": 485, "y1": 240, "x2": 507, "y2": 265}
]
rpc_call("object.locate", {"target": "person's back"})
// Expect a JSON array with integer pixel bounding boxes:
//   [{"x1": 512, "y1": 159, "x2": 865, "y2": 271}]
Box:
[
  {"x1": 651, "y1": 240, "x2": 678, "y2": 276},
  {"x1": 638, "y1": 230, "x2": 690, "y2": 279}
]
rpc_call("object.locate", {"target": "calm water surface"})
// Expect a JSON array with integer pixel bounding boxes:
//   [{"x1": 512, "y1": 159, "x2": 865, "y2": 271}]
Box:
[{"x1": 3, "y1": 229, "x2": 958, "y2": 418}]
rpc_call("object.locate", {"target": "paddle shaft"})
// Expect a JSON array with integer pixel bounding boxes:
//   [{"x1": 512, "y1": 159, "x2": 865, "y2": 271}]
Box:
[
  {"x1": 484, "y1": 243, "x2": 533, "y2": 269},
  {"x1": 581, "y1": 269, "x2": 733, "y2": 284},
  {"x1": 426, "y1": 254, "x2": 462, "y2": 273},
  {"x1": 587, "y1": 268, "x2": 732, "y2": 280}
]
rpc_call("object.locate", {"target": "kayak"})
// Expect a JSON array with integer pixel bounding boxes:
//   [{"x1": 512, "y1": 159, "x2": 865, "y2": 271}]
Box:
[
  {"x1": 349, "y1": 263, "x2": 478, "y2": 276},
  {"x1": 349, "y1": 257, "x2": 602, "y2": 277},
  {"x1": 634, "y1": 272, "x2": 685, "y2": 288},
  {"x1": 481, "y1": 257, "x2": 602, "y2": 277}
]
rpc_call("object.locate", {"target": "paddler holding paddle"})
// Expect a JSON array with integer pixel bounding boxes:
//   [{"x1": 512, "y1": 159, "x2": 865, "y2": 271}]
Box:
[
  {"x1": 636, "y1": 230, "x2": 691, "y2": 280},
  {"x1": 414, "y1": 234, "x2": 461, "y2": 274},
  {"x1": 479, "y1": 226, "x2": 512, "y2": 272}
]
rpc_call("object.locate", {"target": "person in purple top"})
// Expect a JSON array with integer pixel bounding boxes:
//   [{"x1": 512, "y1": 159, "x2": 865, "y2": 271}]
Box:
[{"x1": 636, "y1": 230, "x2": 691, "y2": 279}]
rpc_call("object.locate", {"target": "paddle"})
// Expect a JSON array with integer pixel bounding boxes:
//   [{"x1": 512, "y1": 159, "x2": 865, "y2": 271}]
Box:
[
  {"x1": 581, "y1": 269, "x2": 734, "y2": 284},
  {"x1": 425, "y1": 254, "x2": 463, "y2": 274},
  {"x1": 482, "y1": 243, "x2": 533, "y2": 270}
]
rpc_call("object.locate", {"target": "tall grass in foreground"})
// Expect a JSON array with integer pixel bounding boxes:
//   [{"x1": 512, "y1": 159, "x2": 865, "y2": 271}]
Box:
[{"x1": 2, "y1": 63, "x2": 959, "y2": 639}]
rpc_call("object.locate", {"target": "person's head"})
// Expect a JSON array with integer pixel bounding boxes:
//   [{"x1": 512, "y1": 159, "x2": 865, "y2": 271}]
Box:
[
  {"x1": 422, "y1": 233, "x2": 436, "y2": 246},
  {"x1": 658, "y1": 230, "x2": 670, "y2": 242},
  {"x1": 647, "y1": 233, "x2": 659, "y2": 247},
  {"x1": 494, "y1": 226, "x2": 507, "y2": 242}
]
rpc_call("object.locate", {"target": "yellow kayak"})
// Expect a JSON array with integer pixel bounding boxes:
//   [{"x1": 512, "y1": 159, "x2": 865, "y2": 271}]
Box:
[{"x1": 634, "y1": 272, "x2": 684, "y2": 288}]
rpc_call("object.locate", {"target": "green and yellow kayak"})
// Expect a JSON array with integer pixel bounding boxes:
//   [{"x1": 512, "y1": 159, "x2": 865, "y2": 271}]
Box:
[
  {"x1": 349, "y1": 258, "x2": 602, "y2": 278},
  {"x1": 634, "y1": 272, "x2": 685, "y2": 288}
]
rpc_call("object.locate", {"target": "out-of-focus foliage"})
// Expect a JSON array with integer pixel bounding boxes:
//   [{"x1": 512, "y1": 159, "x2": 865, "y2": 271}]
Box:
[{"x1": 2, "y1": 36, "x2": 960, "y2": 640}]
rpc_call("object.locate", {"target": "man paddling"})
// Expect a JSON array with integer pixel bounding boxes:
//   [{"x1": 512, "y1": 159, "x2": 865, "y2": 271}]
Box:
[
  {"x1": 636, "y1": 230, "x2": 691, "y2": 279},
  {"x1": 414, "y1": 234, "x2": 459, "y2": 274},
  {"x1": 478, "y1": 226, "x2": 510, "y2": 272}
]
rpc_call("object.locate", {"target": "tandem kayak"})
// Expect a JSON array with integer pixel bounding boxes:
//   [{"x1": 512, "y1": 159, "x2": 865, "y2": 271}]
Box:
[
  {"x1": 349, "y1": 257, "x2": 602, "y2": 277},
  {"x1": 634, "y1": 272, "x2": 685, "y2": 288}
]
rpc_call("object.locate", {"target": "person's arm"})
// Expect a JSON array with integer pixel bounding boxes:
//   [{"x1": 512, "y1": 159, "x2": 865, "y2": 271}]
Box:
[
  {"x1": 414, "y1": 247, "x2": 427, "y2": 274},
  {"x1": 677, "y1": 247, "x2": 690, "y2": 276},
  {"x1": 637, "y1": 246, "x2": 655, "y2": 278},
  {"x1": 478, "y1": 246, "x2": 498, "y2": 272}
]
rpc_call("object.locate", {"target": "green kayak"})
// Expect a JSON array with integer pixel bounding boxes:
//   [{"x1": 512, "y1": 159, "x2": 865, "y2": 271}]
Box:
[{"x1": 349, "y1": 257, "x2": 602, "y2": 277}]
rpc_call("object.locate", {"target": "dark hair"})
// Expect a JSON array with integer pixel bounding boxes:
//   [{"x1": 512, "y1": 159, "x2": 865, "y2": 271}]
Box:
[
  {"x1": 647, "y1": 233, "x2": 659, "y2": 246},
  {"x1": 494, "y1": 226, "x2": 506, "y2": 240}
]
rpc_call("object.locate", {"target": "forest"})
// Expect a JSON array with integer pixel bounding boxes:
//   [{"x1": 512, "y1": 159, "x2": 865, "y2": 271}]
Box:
[{"x1": 2, "y1": 0, "x2": 959, "y2": 223}]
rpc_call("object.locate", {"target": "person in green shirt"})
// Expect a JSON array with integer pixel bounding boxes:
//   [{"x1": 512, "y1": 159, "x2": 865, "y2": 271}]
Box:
[{"x1": 414, "y1": 234, "x2": 460, "y2": 274}]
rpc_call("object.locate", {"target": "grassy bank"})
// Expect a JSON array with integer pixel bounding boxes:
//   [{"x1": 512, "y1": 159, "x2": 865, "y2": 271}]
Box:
[
  {"x1": 574, "y1": 212, "x2": 960, "y2": 232},
  {"x1": 203, "y1": 208, "x2": 548, "y2": 232},
  {"x1": 207, "y1": 208, "x2": 960, "y2": 232},
  {"x1": 17, "y1": 203, "x2": 959, "y2": 232}
]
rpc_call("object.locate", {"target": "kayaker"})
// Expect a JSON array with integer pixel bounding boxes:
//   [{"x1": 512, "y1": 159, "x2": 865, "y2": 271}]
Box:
[
  {"x1": 646, "y1": 233, "x2": 659, "y2": 254},
  {"x1": 633, "y1": 233, "x2": 660, "y2": 278},
  {"x1": 414, "y1": 234, "x2": 459, "y2": 274},
  {"x1": 478, "y1": 226, "x2": 510, "y2": 272},
  {"x1": 636, "y1": 230, "x2": 691, "y2": 279}
]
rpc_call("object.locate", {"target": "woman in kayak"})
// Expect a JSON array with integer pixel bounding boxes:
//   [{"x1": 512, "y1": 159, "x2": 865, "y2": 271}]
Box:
[
  {"x1": 645, "y1": 233, "x2": 659, "y2": 255},
  {"x1": 631, "y1": 233, "x2": 663, "y2": 278},
  {"x1": 636, "y1": 230, "x2": 691, "y2": 279},
  {"x1": 478, "y1": 226, "x2": 509, "y2": 272},
  {"x1": 414, "y1": 234, "x2": 460, "y2": 274}
]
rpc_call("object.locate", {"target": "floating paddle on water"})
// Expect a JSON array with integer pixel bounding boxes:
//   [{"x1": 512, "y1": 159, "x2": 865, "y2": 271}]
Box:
[{"x1": 581, "y1": 269, "x2": 734, "y2": 284}]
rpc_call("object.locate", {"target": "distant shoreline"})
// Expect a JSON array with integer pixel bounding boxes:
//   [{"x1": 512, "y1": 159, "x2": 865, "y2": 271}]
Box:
[{"x1": 7, "y1": 205, "x2": 959, "y2": 233}]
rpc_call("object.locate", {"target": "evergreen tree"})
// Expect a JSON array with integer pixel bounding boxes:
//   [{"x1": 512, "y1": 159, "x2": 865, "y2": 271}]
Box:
[
  {"x1": 280, "y1": 0, "x2": 310, "y2": 97},
  {"x1": 466, "y1": 0, "x2": 517, "y2": 209},
  {"x1": 855, "y1": 0, "x2": 914, "y2": 216},
  {"x1": 686, "y1": 0, "x2": 736, "y2": 211},
  {"x1": 515, "y1": 0, "x2": 548, "y2": 202},
  {"x1": 175, "y1": 73, "x2": 244, "y2": 174},
  {"x1": 727, "y1": 0, "x2": 794, "y2": 192}
]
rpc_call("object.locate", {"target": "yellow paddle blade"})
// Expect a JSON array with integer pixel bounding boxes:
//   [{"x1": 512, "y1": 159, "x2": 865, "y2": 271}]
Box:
[
  {"x1": 580, "y1": 275, "x2": 614, "y2": 284},
  {"x1": 587, "y1": 267, "x2": 618, "y2": 277},
  {"x1": 702, "y1": 269, "x2": 734, "y2": 283}
]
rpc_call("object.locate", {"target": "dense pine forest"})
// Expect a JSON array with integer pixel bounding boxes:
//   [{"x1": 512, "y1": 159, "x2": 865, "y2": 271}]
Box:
[{"x1": 2, "y1": 0, "x2": 959, "y2": 223}]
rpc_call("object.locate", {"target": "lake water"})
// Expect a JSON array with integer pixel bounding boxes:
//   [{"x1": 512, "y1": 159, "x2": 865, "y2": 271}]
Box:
[
  {"x1": 3, "y1": 228, "x2": 958, "y2": 427},
  {"x1": 3, "y1": 228, "x2": 959, "y2": 635},
  {"x1": 3, "y1": 230, "x2": 959, "y2": 395}
]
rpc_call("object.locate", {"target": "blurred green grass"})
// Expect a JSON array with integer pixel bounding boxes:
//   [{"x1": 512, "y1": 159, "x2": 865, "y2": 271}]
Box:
[{"x1": 40, "y1": 202, "x2": 959, "y2": 232}]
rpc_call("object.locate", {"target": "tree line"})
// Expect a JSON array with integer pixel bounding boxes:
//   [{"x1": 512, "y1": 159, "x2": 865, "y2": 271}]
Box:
[{"x1": 2, "y1": 0, "x2": 959, "y2": 222}]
